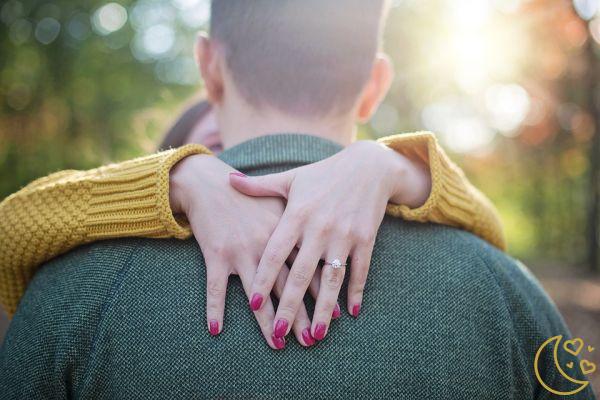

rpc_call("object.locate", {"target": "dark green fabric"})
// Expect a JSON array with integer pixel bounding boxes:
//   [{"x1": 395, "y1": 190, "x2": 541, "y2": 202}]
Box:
[{"x1": 0, "y1": 134, "x2": 596, "y2": 399}]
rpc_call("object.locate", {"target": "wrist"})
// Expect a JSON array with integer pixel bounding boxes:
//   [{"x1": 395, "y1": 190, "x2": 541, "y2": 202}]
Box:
[
  {"x1": 381, "y1": 146, "x2": 432, "y2": 208},
  {"x1": 169, "y1": 154, "x2": 215, "y2": 215}
]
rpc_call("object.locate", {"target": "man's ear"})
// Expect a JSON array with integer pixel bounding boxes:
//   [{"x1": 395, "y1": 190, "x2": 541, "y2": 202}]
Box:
[
  {"x1": 195, "y1": 34, "x2": 225, "y2": 104},
  {"x1": 356, "y1": 53, "x2": 394, "y2": 123}
]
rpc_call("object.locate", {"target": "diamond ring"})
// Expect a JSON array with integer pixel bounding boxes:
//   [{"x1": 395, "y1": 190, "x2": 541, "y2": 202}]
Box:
[{"x1": 324, "y1": 259, "x2": 347, "y2": 269}]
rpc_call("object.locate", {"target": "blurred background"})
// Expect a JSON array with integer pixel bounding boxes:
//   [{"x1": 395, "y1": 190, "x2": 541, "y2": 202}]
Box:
[{"x1": 1, "y1": 0, "x2": 599, "y2": 392}]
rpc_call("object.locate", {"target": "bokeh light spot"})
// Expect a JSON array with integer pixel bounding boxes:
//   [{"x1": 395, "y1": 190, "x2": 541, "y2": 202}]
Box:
[
  {"x1": 8, "y1": 18, "x2": 32, "y2": 45},
  {"x1": 67, "y1": 12, "x2": 91, "y2": 41},
  {"x1": 92, "y1": 2, "x2": 128, "y2": 35},
  {"x1": 485, "y1": 84, "x2": 531, "y2": 136},
  {"x1": 34, "y1": 17, "x2": 61, "y2": 45},
  {"x1": 573, "y1": 0, "x2": 600, "y2": 21}
]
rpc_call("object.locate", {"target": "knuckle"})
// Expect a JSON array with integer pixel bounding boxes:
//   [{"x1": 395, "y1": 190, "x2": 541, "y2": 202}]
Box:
[
  {"x1": 207, "y1": 280, "x2": 226, "y2": 297},
  {"x1": 324, "y1": 269, "x2": 344, "y2": 289},
  {"x1": 250, "y1": 232, "x2": 268, "y2": 247},
  {"x1": 289, "y1": 205, "x2": 310, "y2": 224},
  {"x1": 354, "y1": 230, "x2": 376, "y2": 245},
  {"x1": 334, "y1": 222, "x2": 353, "y2": 238},
  {"x1": 277, "y1": 303, "x2": 298, "y2": 317},
  {"x1": 319, "y1": 299, "x2": 338, "y2": 314},
  {"x1": 318, "y1": 219, "x2": 336, "y2": 237},
  {"x1": 291, "y1": 269, "x2": 312, "y2": 287},
  {"x1": 351, "y1": 268, "x2": 369, "y2": 285},
  {"x1": 207, "y1": 243, "x2": 233, "y2": 259},
  {"x1": 254, "y1": 273, "x2": 271, "y2": 289},
  {"x1": 264, "y1": 248, "x2": 283, "y2": 265}
]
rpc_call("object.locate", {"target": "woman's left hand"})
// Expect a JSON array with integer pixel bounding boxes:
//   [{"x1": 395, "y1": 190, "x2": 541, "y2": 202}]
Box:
[{"x1": 229, "y1": 140, "x2": 431, "y2": 341}]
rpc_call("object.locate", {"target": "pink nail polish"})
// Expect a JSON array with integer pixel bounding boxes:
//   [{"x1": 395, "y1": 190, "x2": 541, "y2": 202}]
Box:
[
  {"x1": 302, "y1": 328, "x2": 315, "y2": 346},
  {"x1": 314, "y1": 323, "x2": 327, "y2": 341},
  {"x1": 250, "y1": 294, "x2": 263, "y2": 311},
  {"x1": 332, "y1": 303, "x2": 341, "y2": 319},
  {"x1": 274, "y1": 319, "x2": 288, "y2": 338},
  {"x1": 352, "y1": 304, "x2": 361, "y2": 318},
  {"x1": 230, "y1": 172, "x2": 247, "y2": 178},
  {"x1": 272, "y1": 335, "x2": 286, "y2": 350},
  {"x1": 209, "y1": 320, "x2": 219, "y2": 336}
]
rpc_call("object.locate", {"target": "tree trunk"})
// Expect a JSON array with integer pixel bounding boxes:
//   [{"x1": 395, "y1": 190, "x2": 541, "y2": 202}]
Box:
[{"x1": 586, "y1": 38, "x2": 600, "y2": 273}]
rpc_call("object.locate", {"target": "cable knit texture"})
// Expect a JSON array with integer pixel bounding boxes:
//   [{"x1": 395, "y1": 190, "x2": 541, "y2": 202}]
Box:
[
  {"x1": 0, "y1": 132, "x2": 505, "y2": 316},
  {"x1": 0, "y1": 144, "x2": 210, "y2": 316},
  {"x1": 379, "y1": 132, "x2": 506, "y2": 250}
]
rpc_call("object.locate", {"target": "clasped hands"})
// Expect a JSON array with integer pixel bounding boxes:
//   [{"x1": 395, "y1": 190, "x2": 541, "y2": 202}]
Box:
[{"x1": 169, "y1": 141, "x2": 430, "y2": 349}]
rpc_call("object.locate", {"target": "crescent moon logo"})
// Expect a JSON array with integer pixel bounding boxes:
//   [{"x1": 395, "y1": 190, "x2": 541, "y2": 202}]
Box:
[{"x1": 534, "y1": 335, "x2": 592, "y2": 396}]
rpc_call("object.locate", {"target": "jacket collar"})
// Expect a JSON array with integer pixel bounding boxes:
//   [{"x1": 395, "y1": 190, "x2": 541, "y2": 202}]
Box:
[{"x1": 218, "y1": 133, "x2": 344, "y2": 173}]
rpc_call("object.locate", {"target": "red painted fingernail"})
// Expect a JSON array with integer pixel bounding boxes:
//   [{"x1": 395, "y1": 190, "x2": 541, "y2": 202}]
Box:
[
  {"x1": 250, "y1": 294, "x2": 263, "y2": 311},
  {"x1": 230, "y1": 172, "x2": 247, "y2": 178},
  {"x1": 272, "y1": 335, "x2": 286, "y2": 350},
  {"x1": 352, "y1": 304, "x2": 361, "y2": 318},
  {"x1": 302, "y1": 328, "x2": 316, "y2": 346},
  {"x1": 332, "y1": 303, "x2": 341, "y2": 319},
  {"x1": 209, "y1": 320, "x2": 219, "y2": 336},
  {"x1": 274, "y1": 319, "x2": 289, "y2": 338},
  {"x1": 314, "y1": 323, "x2": 327, "y2": 341}
]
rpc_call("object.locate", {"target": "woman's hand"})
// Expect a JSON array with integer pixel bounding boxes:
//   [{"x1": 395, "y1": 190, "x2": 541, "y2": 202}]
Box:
[
  {"x1": 170, "y1": 155, "x2": 323, "y2": 349},
  {"x1": 230, "y1": 140, "x2": 431, "y2": 341}
]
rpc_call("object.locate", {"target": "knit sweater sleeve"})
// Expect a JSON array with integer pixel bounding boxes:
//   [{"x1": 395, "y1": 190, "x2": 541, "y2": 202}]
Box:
[
  {"x1": 379, "y1": 131, "x2": 507, "y2": 251},
  {"x1": 0, "y1": 144, "x2": 210, "y2": 316}
]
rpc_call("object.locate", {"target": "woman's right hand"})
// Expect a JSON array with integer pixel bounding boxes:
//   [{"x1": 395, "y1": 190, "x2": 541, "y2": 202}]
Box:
[{"x1": 169, "y1": 154, "x2": 322, "y2": 349}]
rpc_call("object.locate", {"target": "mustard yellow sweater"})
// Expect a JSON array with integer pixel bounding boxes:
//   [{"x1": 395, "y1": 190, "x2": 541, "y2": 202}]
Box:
[{"x1": 0, "y1": 132, "x2": 505, "y2": 316}]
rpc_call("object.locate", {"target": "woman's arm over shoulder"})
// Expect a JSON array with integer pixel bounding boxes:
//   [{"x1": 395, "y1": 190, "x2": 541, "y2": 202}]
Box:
[
  {"x1": 0, "y1": 144, "x2": 210, "y2": 316},
  {"x1": 378, "y1": 131, "x2": 507, "y2": 251}
]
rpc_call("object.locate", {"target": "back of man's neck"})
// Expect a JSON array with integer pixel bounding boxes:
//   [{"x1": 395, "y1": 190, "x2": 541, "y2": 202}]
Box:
[{"x1": 216, "y1": 105, "x2": 357, "y2": 149}]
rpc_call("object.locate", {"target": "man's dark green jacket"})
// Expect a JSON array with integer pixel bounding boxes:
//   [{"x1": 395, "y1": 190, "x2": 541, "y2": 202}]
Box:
[{"x1": 0, "y1": 134, "x2": 595, "y2": 399}]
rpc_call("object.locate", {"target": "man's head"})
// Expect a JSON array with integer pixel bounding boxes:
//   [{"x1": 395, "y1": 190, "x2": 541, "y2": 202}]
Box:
[{"x1": 197, "y1": 0, "x2": 393, "y2": 147}]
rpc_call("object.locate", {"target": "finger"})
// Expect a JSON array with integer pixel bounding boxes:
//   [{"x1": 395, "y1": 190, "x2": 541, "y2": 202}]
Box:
[
  {"x1": 229, "y1": 170, "x2": 294, "y2": 198},
  {"x1": 273, "y1": 266, "x2": 315, "y2": 347},
  {"x1": 347, "y1": 240, "x2": 375, "y2": 318},
  {"x1": 249, "y1": 212, "x2": 300, "y2": 312},
  {"x1": 237, "y1": 266, "x2": 285, "y2": 350},
  {"x1": 307, "y1": 270, "x2": 341, "y2": 320},
  {"x1": 204, "y1": 257, "x2": 230, "y2": 336},
  {"x1": 312, "y1": 249, "x2": 349, "y2": 341},
  {"x1": 272, "y1": 238, "x2": 323, "y2": 339}
]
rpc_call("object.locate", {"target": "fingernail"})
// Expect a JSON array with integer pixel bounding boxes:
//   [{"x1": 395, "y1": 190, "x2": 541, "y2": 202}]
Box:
[
  {"x1": 332, "y1": 303, "x2": 341, "y2": 319},
  {"x1": 209, "y1": 320, "x2": 219, "y2": 336},
  {"x1": 272, "y1": 335, "x2": 286, "y2": 350},
  {"x1": 230, "y1": 172, "x2": 247, "y2": 178},
  {"x1": 302, "y1": 328, "x2": 316, "y2": 346},
  {"x1": 352, "y1": 304, "x2": 361, "y2": 318},
  {"x1": 314, "y1": 323, "x2": 327, "y2": 341},
  {"x1": 250, "y1": 294, "x2": 263, "y2": 311},
  {"x1": 274, "y1": 319, "x2": 289, "y2": 338}
]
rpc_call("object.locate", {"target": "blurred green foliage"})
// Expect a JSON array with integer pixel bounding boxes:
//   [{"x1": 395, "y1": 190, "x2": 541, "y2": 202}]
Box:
[{"x1": 1, "y1": 0, "x2": 599, "y2": 266}]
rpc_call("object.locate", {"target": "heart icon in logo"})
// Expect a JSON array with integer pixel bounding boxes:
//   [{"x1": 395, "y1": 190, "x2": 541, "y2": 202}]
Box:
[
  {"x1": 588, "y1": 346, "x2": 595, "y2": 353},
  {"x1": 566, "y1": 362, "x2": 574, "y2": 369},
  {"x1": 564, "y1": 338, "x2": 584, "y2": 356},
  {"x1": 580, "y1": 360, "x2": 596, "y2": 376}
]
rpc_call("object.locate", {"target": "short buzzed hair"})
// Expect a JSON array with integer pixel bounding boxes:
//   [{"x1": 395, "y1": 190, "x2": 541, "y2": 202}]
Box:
[{"x1": 210, "y1": 0, "x2": 388, "y2": 117}]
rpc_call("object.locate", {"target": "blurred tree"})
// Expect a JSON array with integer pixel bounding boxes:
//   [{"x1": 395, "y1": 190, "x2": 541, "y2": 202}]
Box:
[{"x1": 0, "y1": 0, "x2": 204, "y2": 197}]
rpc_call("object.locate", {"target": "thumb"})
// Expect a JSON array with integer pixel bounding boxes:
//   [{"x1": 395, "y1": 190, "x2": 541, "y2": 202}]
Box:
[{"x1": 229, "y1": 171, "x2": 293, "y2": 198}]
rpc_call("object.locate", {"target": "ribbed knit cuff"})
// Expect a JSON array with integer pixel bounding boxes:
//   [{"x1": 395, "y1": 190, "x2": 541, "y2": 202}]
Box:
[
  {"x1": 378, "y1": 132, "x2": 506, "y2": 250},
  {"x1": 85, "y1": 144, "x2": 212, "y2": 241},
  {"x1": 378, "y1": 132, "x2": 447, "y2": 222}
]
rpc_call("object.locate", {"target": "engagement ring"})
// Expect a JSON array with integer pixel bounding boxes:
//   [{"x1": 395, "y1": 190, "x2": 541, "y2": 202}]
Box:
[{"x1": 324, "y1": 259, "x2": 346, "y2": 269}]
